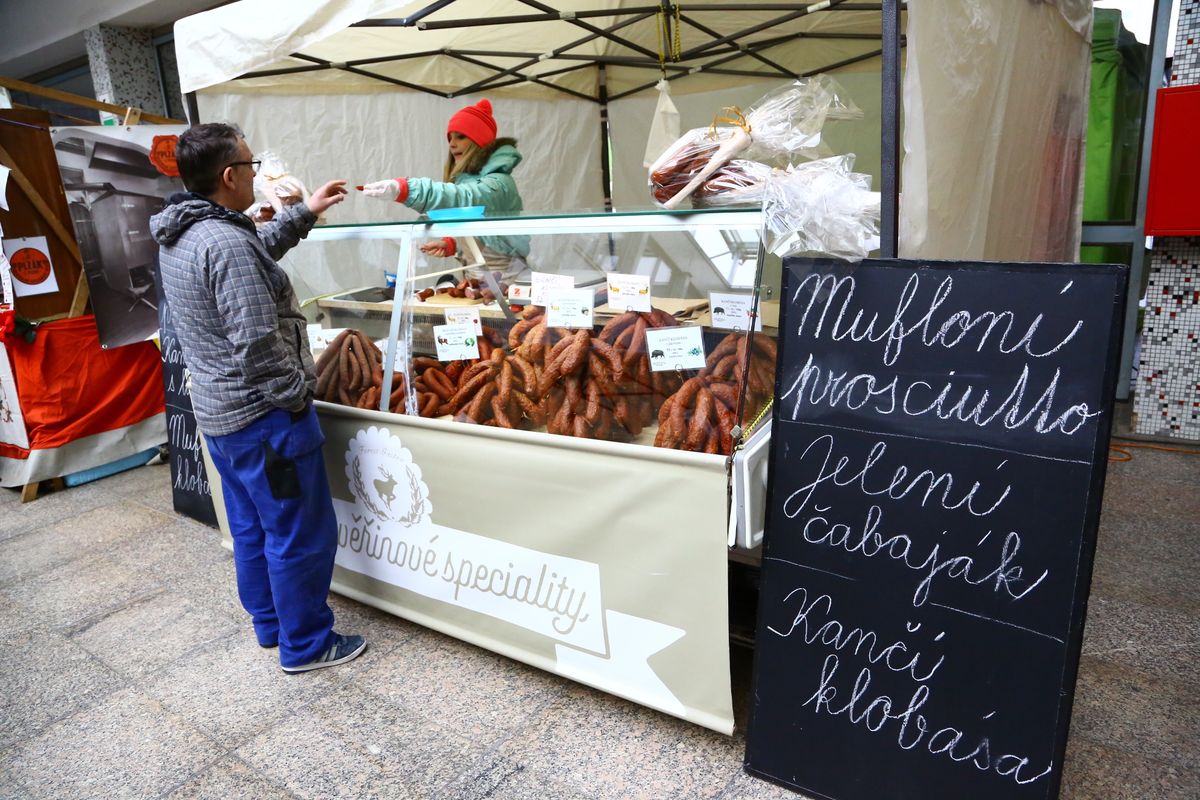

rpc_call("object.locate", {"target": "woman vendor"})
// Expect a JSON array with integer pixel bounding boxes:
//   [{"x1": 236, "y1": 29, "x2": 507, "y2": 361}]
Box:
[{"x1": 361, "y1": 98, "x2": 530, "y2": 281}]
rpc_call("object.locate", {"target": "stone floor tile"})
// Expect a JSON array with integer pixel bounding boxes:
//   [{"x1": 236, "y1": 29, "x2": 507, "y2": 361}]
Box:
[
  {"x1": 497, "y1": 684, "x2": 740, "y2": 800},
  {"x1": 441, "y1": 755, "x2": 595, "y2": 800},
  {"x1": 0, "y1": 550, "x2": 159, "y2": 629},
  {"x1": 105, "y1": 518, "x2": 233, "y2": 588},
  {"x1": 1099, "y1": 473, "x2": 1200, "y2": 522},
  {"x1": 162, "y1": 755, "x2": 296, "y2": 800},
  {"x1": 1091, "y1": 512, "x2": 1200, "y2": 615},
  {"x1": 326, "y1": 591, "x2": 421, "y2": 655},
  {"x1": 720, "y1": 768, "x2": 823, "y2": 800},
  {"x1": 235, "y1": 682, "x2": 483, "y2": 800},
  {"x1": 170, "y1": 548, "x2": 246, "y2": 626},
  {"x1": 1061, "y1": 736, "x2": 1200, "y2": 800},
  {"x1": 141, "y1": 633, "x2": 368, "y2": 747},
  {"x1": 3, "y1": 687, "x2": 223, "y2": 800},
  {"x1": 1071, "y1": 656, "x2": 1200, "y2": 770},
  {"x1": 0, "y1": 481, "x2": 111, "y2": 543},
  {"x1": 1081, "y1": 596, "x2": 1200, "y2": 684},
  {"x1": 0, "y1": 499, "x2": 174, "y2": 586},
  {"x1": 354, "y1": 625, "x2": 566, "y2": 745},
  {"x1": 0, "y1": 629, "x2": 124, "y2": 749},
  {"x1": 0, "y1": 593, "x2": 45, "y2": 638},
  {"x1": 94, "y1": 462, "x2": 176, "y2": 512},
  {"x1": 1105, "y1": 446, "x2": 1200, "y2": 488},
  {"x1": 68, "y1": 589, "x2": 240, "y2": 680}
]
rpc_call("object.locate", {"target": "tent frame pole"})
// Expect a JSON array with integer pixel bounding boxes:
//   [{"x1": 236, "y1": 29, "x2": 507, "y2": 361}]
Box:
[
  {"x1": 879, "y1": 0, "x2": 901, "y2": 258},
  {"x1": 599, "y1": 63, "x2": 613, "y2": 210}
]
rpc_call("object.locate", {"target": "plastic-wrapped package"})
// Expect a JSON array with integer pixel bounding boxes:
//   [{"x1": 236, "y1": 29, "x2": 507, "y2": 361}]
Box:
[
  {"x1": 762, "y1": 155, "x2": 881, "y2": 262},
  {"x1": 253, "y1": 150, "x2": 313, "y2": 216},
  {"x1": 647, "y1": 127, "x2": 736, "y2": 205},
  {"x1": 693, "y1": 160, "x2": 774, "y2": 207},
  {"x1": 653, "y1": 75, "x2": 862, "y2": 209}
]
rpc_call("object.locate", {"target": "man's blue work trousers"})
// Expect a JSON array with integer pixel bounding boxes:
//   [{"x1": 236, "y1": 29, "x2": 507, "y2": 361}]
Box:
[{"x1": 204, "y1": 405, "x2": 337, "y2": 668}]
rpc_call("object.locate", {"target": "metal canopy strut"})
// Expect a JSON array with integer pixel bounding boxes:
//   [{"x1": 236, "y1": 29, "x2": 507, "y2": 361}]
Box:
[{"x1": 235, "y1": 1, "x2": 907, "y2": 105}]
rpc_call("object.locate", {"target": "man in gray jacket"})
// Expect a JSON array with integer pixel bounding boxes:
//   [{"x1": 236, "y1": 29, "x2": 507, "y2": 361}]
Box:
[{"x1": 151, "y1": 123, "x2": 365, "y2": 673}]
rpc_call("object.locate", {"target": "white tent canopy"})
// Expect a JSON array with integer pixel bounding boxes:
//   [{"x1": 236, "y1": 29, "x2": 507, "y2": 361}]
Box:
[{"x1": 176, "y1": 0, "x2": 897, "y2": 100}]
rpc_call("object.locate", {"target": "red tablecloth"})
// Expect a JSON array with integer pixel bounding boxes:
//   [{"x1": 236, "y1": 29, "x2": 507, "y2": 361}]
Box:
[{"x1": 0, "y1": 315, "x2": 164, "y2": 459}]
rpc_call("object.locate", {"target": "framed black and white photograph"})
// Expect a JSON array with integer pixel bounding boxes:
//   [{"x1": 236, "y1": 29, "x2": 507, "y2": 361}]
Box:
[{"x1": 50, "y1": 125, "x2": 187, "y2": 349}]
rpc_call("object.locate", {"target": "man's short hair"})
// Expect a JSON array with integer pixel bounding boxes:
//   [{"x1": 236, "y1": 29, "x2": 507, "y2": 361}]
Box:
[{"x1": 176, "y1": 123, "x2": 244, "y2": 196}]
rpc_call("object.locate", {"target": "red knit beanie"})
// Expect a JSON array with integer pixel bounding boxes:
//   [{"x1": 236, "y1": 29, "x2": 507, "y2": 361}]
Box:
[{"x1": 447, "y1": 99, "x2": 497, "y2": 148}]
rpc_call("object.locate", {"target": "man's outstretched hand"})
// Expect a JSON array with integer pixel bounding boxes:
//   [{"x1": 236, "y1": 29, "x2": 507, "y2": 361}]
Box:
[{"x1": 307, "y1": 180, "x2": 349, "y2": 216}]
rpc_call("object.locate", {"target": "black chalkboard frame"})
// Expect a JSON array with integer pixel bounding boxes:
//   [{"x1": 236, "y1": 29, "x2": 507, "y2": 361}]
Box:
[
  {"x1": 153, "y1": 255, "x2": 219, "y2": 528},
  {"x1": 743, "y1": 257, "x2": 1129, "y2": 800}
]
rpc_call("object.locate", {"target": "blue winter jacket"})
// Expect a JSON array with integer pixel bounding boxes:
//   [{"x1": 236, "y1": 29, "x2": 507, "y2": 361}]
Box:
[{"x1": 403, "y1": 143, "x2": 531, "y2": 258}]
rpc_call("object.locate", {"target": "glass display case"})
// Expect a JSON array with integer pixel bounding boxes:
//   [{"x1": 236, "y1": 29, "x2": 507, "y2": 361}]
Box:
[{"x1": 302, "y1": 207, "x2": 780, "y2": 462}]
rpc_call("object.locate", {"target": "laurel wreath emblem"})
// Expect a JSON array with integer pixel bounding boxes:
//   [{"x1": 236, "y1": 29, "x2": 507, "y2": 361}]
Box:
[{"x1": 345, "y1": 427, "x2": 430, "y2": 527}]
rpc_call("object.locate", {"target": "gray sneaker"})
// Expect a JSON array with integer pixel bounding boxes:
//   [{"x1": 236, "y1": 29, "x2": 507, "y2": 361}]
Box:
[{"x1": 281, "y1": 633, "x2": 367, "y2": 674}]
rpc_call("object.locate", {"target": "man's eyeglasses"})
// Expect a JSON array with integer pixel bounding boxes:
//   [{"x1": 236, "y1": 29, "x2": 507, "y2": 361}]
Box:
[{"x1": 225, "y1": 160, "x2": 262, "y2": 175}]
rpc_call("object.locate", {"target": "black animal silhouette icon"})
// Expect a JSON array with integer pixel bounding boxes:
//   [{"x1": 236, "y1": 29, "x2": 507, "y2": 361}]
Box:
[
  {"x1": 650, "y1": 349, "x2": 665, "y2": 359},
  {"x1": 712, "y1": 306, "x2": 726, "y2": 315}
]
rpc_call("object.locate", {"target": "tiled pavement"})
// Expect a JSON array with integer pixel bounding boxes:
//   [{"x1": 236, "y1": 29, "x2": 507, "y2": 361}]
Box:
[{"x1": 0, "y1": 444, "x2": 1197, "y2": 799}]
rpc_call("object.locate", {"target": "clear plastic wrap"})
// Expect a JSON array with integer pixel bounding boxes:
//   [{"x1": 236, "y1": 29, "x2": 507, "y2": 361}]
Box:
[
  {"x1": 647, "y1": 127, "x2": 736, "y2": 205},
  {"x1": 762, "y1": 155, "x2": 881, "y2": 262},
  {"x1": 652, "y1": 75, "x2": 862, "y2": 209},
  {"x1": 692, "y1": 159, "x2": 774, "y2": 208},
  {"x1": 253, "y1": 150, "x2": 312, "y2": 215}
]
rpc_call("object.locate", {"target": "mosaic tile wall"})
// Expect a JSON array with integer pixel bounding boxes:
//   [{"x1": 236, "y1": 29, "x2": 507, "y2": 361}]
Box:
[
  {"x1": 1135, "y1": 239, "x2": 1200, "y2": 438},
  {"x1": 1170, "y1": 0, "x2": 1199, "y2": 86},
  {"x1": 1134, "y1": 0, "x2": 1200, "y2": 440},
  {"x1": 83, "y1": 25, "x2": 166, "y2": 122}
]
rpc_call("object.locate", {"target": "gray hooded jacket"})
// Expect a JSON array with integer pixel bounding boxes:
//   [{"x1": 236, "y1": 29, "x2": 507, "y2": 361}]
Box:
[{"x1": 150, "y1": 194, "x2": 317, "y2": 436}]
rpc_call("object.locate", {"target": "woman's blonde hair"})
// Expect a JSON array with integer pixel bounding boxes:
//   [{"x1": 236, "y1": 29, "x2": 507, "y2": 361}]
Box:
[{"x1": 444, "y1": 139, "x2": 487, "y2": 182}]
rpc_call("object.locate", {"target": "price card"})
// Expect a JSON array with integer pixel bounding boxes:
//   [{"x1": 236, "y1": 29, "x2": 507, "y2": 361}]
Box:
[
  {"x1": 545, "y1": 288, "x2": 595, "y2": 329},
  {"x1": 645, "y1": 325, "x2": 707, "y2": 372},
  {"x1": 530, "y1": 271, "x2": 574, "y2": 306},
  {"x1": 444, "y1": 306, "x2": 483, "y2": 336},
  {"x1": 432, "y1": 323, "x2": 480, "y2": 361},
  {"x1": 709, "y1": 292, "x2": 762, "y2": 331},
  {"x1": 606, "y1": 273, "x2": 651, "y2": 312}
]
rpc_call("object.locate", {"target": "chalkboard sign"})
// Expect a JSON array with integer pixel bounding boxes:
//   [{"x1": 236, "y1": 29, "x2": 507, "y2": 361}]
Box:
[
  {"x1": 745, "y1": 258, "x2": 1127, "y2": 800},
  {"x1": 153, "y1": 257, "x2": 217, "y2": 528}
]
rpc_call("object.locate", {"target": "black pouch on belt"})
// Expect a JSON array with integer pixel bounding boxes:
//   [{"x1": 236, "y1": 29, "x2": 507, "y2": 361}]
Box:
[{"x1": 262, "y1": 439, "x2": 302, "y2": 499}]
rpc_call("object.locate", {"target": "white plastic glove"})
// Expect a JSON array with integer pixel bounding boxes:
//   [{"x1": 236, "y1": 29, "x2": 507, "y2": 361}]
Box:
[{"x1": 360, "y1": 179, "x2": 401, "y2": 201}]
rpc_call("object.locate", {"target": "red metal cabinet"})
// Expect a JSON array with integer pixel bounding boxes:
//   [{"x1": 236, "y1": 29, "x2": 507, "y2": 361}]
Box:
[{"x1": 1145, "y1": 85, "x2": 1200, "y2": 236}]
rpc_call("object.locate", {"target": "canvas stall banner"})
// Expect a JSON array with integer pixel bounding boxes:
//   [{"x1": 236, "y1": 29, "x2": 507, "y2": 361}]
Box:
[{"x1": 319, "y1": 406, "x2": 735, "y2": 734}]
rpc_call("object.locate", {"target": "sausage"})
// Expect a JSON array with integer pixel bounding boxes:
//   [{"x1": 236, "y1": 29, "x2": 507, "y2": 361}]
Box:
[
  {"x1": 412, "y1": 356, "x2": 442, "y2": 372},
  {"x1": 445, "y1": 360, "x2": 465, "y2": 384},
  {"x1": 511, "y1": 355, "x2": 538, "y2": 398},
  {"x1": 491, "y1": 394, "x2": 514, "y2": 428},
  {"x1": 561, "y1": 330, "x2": 590, "y2": 376},
  {"x1": 448, "y1": 370, "x2": 492, "y2": 413},
  {"x1": 466, "y1": 382, "x2": 497, "y2": 422},
  {"x1": 590, "y1": 338, "x2": 623, "y2": 382},
  {"x1": 687, "y1": 389, "x2": 715, "y2": 450},
  {"x1": 585, "y1": 379, "x2": 601, "y2": 422},
  {"x1": 498, "y1": 359, "x2": 514, "y2": 407},
  {"x1": 315, "y1": 329, "x2": 351, "y2": 373},
  {"x1": 420, "y1": 392, "x2": 440, "y2": 417},
  {"x1": 572, "y1": 414, "x2": 591, "y2": 439},
  {"x1": 599, "y1": 311, "x2": 637, "y2": 343}
]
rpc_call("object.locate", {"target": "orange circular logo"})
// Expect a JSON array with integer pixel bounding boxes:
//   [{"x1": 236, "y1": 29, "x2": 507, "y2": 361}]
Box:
[
  {"x1": 149, "y1": 135, "x2": 180, "y2": 177},
  {"x1": 9, "y1": 248, "x2": 51, "y2": 285}
]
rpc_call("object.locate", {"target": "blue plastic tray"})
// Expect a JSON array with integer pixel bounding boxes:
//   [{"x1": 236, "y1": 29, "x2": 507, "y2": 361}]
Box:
[{"x1": 426, "y1": 205, "x2": 486, "y2": 220}]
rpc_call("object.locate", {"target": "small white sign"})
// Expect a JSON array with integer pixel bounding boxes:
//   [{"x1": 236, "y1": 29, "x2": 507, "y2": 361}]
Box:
[
  {"x1": 530, "y1": 271, "x2": 574, "y2": 306},
  {"x1": 545, "y1": 288, "x2": 595, "y2": 330},
  {"x1": 444, "y1": 306, "x2": 483, "y2": 336},
  {"x1": 433, "y1": 323, "x2": 480, "y2": 362},
  {"x1": 2, "y1": 236, "x2": 58, "y2": 298},
  {"x1": 0, "y1": 250, "x2": 12, "y2": 307},
  {"x1": 709, "y1": 292, "x2": 762, "y2": 332},
  {"x1": 606, "y1": 273, "x2": 651, "y2": 313},
  {"x1": 646, "y1": 326, "x2": 707, "y2": 372}
]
